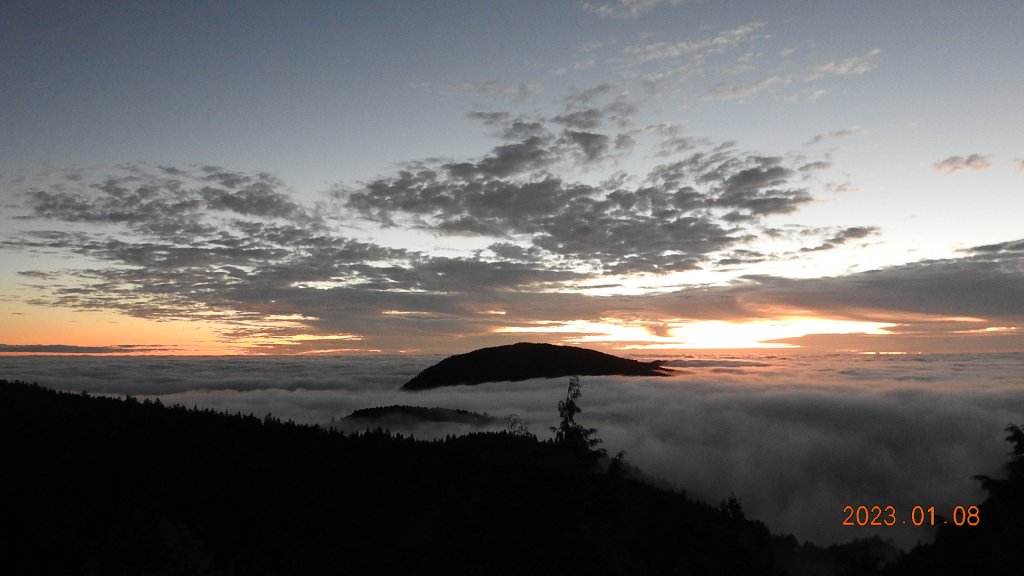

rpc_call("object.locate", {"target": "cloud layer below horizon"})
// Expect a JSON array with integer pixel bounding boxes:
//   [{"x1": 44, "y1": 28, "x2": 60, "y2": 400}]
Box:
[{"x1": 3, "y1": 351, "x2": 1022, "y2": 549}]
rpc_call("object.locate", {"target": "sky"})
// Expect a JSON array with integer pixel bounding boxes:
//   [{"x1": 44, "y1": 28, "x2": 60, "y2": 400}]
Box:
[{"x1": 2, "y1": 0, "x2": 1023, "y2": 355}]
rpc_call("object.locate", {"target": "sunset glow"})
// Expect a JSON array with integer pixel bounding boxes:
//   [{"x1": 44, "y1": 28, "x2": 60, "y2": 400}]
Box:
[
  {"x1": 1, "y1": 2, "x2": 1021, "y2": 356},
  {"x1": 495, "y1": 317, "x2": 894, "y2": 350}
]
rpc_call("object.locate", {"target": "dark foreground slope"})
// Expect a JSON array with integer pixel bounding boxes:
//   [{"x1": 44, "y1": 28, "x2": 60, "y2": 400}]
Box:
[
  {"x1": 0, "y1": 379, "x2": 778, "y2": 576},
  {"x1": 403, "y1": 342, "x2": 672, "y2": 390},
  {"x1": 881, "y1": 424, "x2": 1024, "y2": 576}
]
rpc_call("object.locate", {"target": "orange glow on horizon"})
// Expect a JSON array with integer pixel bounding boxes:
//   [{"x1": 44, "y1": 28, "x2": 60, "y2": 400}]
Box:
[
  {"x1": 0, "y1": 303, "x2": 392, "y2": 356},
  {"x1": 0, "y1": 305, "x2": 229, "y2": 355},
  {"x1": 495, "y1": 317, "x2": 896, "y2": 350},
  {"x1": 4, "y1": 301, "x2": 1017, "y2": 356}
]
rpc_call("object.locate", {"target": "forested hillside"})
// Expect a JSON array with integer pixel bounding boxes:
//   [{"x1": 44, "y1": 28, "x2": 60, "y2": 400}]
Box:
[{"x1": 1, "y1": 379, "x2": 778, "y2": 575}]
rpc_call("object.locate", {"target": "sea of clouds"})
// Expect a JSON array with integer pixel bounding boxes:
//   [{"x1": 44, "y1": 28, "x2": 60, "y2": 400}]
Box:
[{"x1": 4, "y1": 352, "x2": 1023, "y2": 549}]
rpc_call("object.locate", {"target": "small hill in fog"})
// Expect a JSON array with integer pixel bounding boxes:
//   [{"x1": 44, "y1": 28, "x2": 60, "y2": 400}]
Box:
[{"x1": 332, "y1": 405, "x2": 498, "y2": 436}]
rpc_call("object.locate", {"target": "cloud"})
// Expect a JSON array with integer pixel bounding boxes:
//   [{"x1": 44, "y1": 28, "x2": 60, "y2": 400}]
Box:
[
  {"x1": 704, "y1": 46, "x2": 881, "y2": 101},
  {"x1": 933, "y1": 154, "x2": 993, "y2": 173},
  {"x1": 7, "y1": 150, "x2": 1016, "y2": 355},
  {"x1": 346, "y1": 136, "x2": 824, "y2": 274},
  {"x1": 17, "y1": 270, "x2": 59, "y2": 281},
  {"x1": 563, "y1": 83, "x2": 617, "y2": 107},
  {"x1": 581, "y1": 0, "x2": 682, "y2": 18},
  {"x1": 705, "y1": 75, "x2": 791, "y2": 101},
  {"x1": 0, "y1": 343, "x2": 173, "y2": 354},
  {"x1": 562, "y1": 130, "x2": 613, "y2": 163},
  {"x1": 968, "y1": 238, "x2": 1024, "y2": 255},
  {"x1": 7, "y1": 166, "x2": 461, "y2": 348},
  {"x1": 449, "y1": 80, "x2": 539, "y2": 103},
  {"x1": 736, "y1": 242, "x2": 1024, "y2": 324},
  {"x1": 805, "y1": 126, "x2": 863, "y2": 146},
  {"x1": 552, "y1": 108, "x2": 605, "y2": 130},
  {"x1": 444, "y1": 136, "x2": 556, "y2": 179},
  {"x1": 464, "y1": 111, "x2": 511, "y2": 126},
  {"x1": 11, "y1": 71, "x2": 1008, "y2": 356},
  {"x1": 1015, "y1": 158, "x2": 1024, "y2": 171},
  {"x1": 799, "y1": 226, "x2": 879, "y2": 252},
  {"x1": 808, "y1": 48, "x2": 882, "y2": 79},
  {"x1": 20, "y1": 166, "x2": 314, "y2": 241},
  {"x1": 620, "y1": 22, "x2": 766, "y2": 66},
  {"x1": 551, "y1": 88, "x2": 637, "y2": 130}
]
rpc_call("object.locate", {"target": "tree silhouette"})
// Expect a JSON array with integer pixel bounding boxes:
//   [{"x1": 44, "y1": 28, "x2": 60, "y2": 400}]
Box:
[
  {"x1": 551, "y1": 376, "x2": 603, "y2": 454},
  {"x1": 886, "y1": 423, "x2": 1024, "y2": 575},
  {"x1": 504, "y1": 413, "x2": 534, "y2": 439}
]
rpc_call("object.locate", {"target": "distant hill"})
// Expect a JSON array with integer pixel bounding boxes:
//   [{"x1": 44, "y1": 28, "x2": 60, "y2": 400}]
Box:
[
  {"x1": 402, "y1": 342, "x2": 673, "y2": 390},
  {"x1": 345, "y1": 405, "x2": 495, "y2": 425}
]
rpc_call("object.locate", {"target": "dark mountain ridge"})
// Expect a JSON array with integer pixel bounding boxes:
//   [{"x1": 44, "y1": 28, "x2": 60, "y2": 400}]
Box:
[
  {"x1": 344, "y1": 405, "x2": 495, "y2": 425},
  {"x1": 402, "y1": 342, "x2": 672, "y2": 390}
]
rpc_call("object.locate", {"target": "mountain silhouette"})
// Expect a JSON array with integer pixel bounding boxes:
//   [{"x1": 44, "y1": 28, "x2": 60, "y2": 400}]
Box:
[
  {"x1": 344, "y1": 405, "x2": 495, "y2": 425},
  {"x1": 402, "y1": 342, "x2": 672, "y2": 390},
  {"x1": 332, "y1": 405, "x2": 498, "y2": 435}
]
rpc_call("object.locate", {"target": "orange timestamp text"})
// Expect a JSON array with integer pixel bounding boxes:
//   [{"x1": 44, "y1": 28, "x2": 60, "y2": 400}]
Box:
[{"x1": 841, "y1": 505, "x2": 980, "y2": 527}]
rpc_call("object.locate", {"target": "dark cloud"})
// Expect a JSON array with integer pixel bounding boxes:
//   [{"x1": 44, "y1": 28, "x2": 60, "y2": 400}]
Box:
[
  {"x1": 199, "y1": 175, "x2": 305, "y2": 220},
  {"x1": 805, "y1": 126, "x2": 863, "y2": 146},
  {"x1": 733, "y1": 243, "x2": 1024, "y2": 323},
  {"x1": 465, "y1": 111, "x2": 549, "y2": 142},
  {"x1": 444, "y1": 136, "x2": 555, "y2": 179},
  {"x1": 562, "y1": 130, "x2": 612, "y2": 163},
  {"x1": 11, "y1": 157, "x2": 1015, "y2": 355},
  {"x1": 968, "y1": 238, "x2": 1024, "y2": 255},
  {"x1": 17, "y1": 270, "x2": 58, "y2": 280},
  {"x1": 563, "y1": 83, "x2": 616, "y2": 106},
  {"x1": 464, "y1": 110, "x2": 511, "y2": 126},
  {"x1": 347, "y1": 136, "x2": 827, "y2": 274},
  {"x1": 0, "y1": 10, "x2": 1018, "y2": 363},
  {"x1": 7, "y1": 165, "x2": 623, "y2": 351},
  {"x1": 9, "y1": 87, "x2": 1001, "y2": 357},
  {"x1": 798, "y1": 159, "x2": 833, "y2": 172},
  {"x1": 0, "y1": 343, "x2": 173, "y2": 354},
  {"x1": 933, "y1": 154, "x2": 992, "y2": 173},
  {"x1": 552, "y1": 87, "x2": 636, "y2": 130},
  {"x1": 19, "y1": 167, "x2": 314, "y2": 244},
  {"x1": 23, "y1": 180, "x2": 211, "y2": 241},
  {"x1": 799, "y1": 226, "x2": 879, "y2": 252},
  {"x1": 501, "y1": 120, "x2": 547, "y2": 141},
  {"x1": 552, "y1": 108, "x2": 605, "y2": 130}
]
